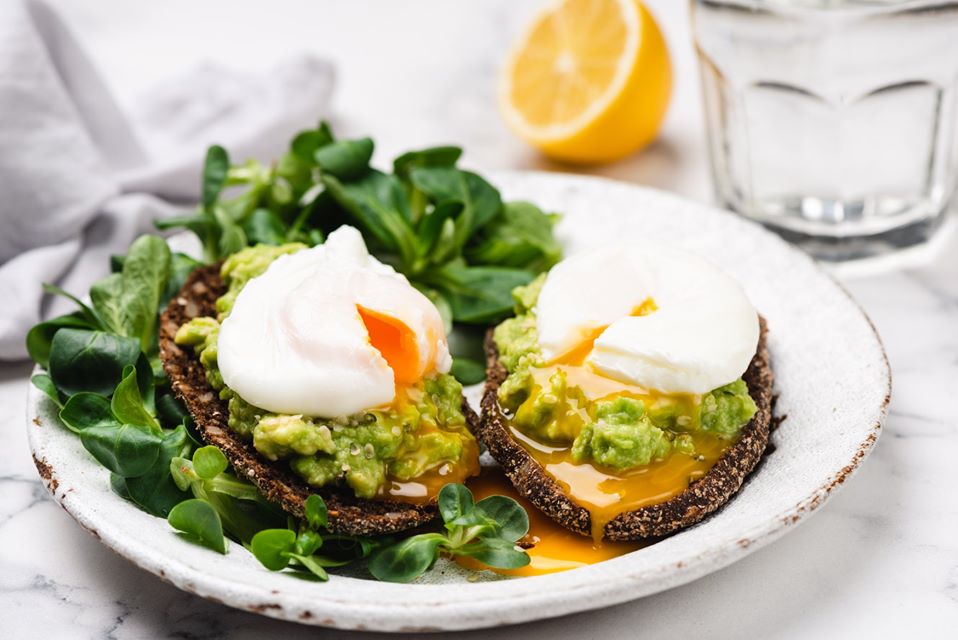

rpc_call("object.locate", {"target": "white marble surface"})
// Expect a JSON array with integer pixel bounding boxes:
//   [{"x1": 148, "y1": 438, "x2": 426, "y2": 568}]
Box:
[{"x1": 2, "y1": 1, "x2": 956, "y2": 638}]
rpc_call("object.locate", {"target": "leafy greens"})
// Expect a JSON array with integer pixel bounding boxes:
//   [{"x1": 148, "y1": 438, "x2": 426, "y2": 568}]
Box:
[
  {"x1": 369, "y1": 483, "x2": 530, "y2": 582},
  {"x1": 27, "y1": 125, "x2": 543, "y2": 585},
  {"x1": 155, "y1": 121, "x2": 562, "y2": 383}
]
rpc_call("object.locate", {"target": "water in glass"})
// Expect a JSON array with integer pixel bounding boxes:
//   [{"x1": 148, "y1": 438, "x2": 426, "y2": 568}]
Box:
[{"x1": 692, "y1": 0, "x2": 958, "y2": 259}]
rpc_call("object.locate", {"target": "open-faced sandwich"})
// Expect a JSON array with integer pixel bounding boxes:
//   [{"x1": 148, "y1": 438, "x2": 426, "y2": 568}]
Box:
[
  {"x1": 479, "y1": 244, "x2": 773, "y2": 542},
  {"x1": 30, "y1": 120, "x2": 780, "y2": 584},
  {"x1": 159, "y1": 226, "x2": 480, "y2": 536}
]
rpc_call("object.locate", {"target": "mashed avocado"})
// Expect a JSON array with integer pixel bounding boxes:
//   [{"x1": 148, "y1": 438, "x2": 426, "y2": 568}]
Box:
[
  {"x1": 175, "y1": 244, "x2": 478, "y2": 500},
  {"x1": 699, "y1": 379, "x2": 758, "y2": 439},
  {"x1": 493, "y1": 277, "x2": 757, "y2": 474},
  {"x1": 571, "y1": 398, "x2": 672, "y2": 470},
  {"x1": 217, "y1": 243, "x2": 306, "y2": 317},
  {"x1": 493, "y1": 275, "x2": 545, "y2": 373}
]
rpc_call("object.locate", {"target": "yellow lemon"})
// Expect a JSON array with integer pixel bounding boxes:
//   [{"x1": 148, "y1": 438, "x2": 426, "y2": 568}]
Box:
[{"x1": 500, "y1": 0, "x2": 672, "y2": 164}]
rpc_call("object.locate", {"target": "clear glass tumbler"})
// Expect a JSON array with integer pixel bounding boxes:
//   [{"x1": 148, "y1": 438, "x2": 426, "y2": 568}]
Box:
[{"x1": 691, "y1": 0, "x2": 958, "y2": 260}]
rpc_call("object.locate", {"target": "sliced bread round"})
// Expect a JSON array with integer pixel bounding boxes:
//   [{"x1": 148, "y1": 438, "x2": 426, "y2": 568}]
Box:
[{"x1": 477, "y1": 319, "x2": 773, "y2": 541}]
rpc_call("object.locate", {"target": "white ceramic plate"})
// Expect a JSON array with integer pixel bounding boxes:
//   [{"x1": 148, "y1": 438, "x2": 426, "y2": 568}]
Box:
[{"x1": 27, "y1": 172, "x2": 890, "y2": 632}]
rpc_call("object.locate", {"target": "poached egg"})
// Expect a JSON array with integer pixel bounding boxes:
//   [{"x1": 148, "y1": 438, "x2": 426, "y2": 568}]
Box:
[
  {"x1": 217, "y1": 226, "x2": 451, "y2": 417},
  {"x1": 535, "y1": 244, "x2": 759, "y2": 395}
]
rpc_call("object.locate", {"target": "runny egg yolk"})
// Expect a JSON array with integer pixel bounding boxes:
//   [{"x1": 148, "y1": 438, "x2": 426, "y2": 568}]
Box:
[
  {"x1": 357, "y1": 305, "x2": 421, "y2": 385},
  {"x1": 381, "y1": 434, "x2": 481, "y2": 504},
  {"x1": 457, "y1": 468, "x2": 647, "y2": 576},
  {"x1": 545, "y1": 297, "x2": 659, "y2": 366},
  {"x1": 516, "y1": 296, "x2": 734, "y2": 543}
]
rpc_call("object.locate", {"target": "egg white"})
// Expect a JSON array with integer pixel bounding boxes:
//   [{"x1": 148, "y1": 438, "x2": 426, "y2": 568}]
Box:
[
  {"x1": 217, "y1": 226, "x2": 450, "y2": 417},
  {"x1": 535, "y1": 244, "x2": 759, "y2": 394}
]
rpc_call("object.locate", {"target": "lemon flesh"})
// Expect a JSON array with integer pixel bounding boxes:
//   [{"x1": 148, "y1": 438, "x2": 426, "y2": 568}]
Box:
[{"x1": 501, "y1": 0, "x2": 672, "y2": 164}]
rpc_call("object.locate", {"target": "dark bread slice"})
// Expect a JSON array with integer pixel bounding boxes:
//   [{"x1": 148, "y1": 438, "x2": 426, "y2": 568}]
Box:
[
  {"x1": 478, "y1": 318, "x2": 773, "y2": 541},
  {"x1": 159, "y1": 263, "x2": 479, "y2": 536}
]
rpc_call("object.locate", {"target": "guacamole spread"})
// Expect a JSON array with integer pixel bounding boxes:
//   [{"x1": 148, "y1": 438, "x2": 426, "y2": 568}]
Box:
[
  {"x1": 493, "y1": 276, "x2": 757, "y2": 473},
  {"x1": 176, "y1": 244, "x2": 478, "y2": 500}
]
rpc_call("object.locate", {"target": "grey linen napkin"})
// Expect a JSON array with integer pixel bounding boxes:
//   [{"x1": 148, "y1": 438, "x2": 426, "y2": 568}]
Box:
[{"x1": 0, "y1": 0, "x2": 335, "y2": 359}]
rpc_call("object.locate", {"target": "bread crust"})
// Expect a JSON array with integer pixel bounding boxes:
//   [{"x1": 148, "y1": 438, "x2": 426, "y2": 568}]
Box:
[
  {"x1": 158, "y1": 264, "x2": 479, "y2": 536},
  {"x1": 478, "y1": 318, "x2": 773, "y2": 541}
]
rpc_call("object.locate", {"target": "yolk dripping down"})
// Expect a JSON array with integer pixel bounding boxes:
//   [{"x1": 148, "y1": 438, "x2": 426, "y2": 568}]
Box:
[
  {"x1": 514, "y1": 296, "x2": 736, "y2": 542},
  {"x1": 513, "y1": 428, "x2": 728, "y2": 543},
  {"x1": 380, "y1": 435, "x2": 481, "y2": 505},
  {"x1": 357, "y1": 305, "x2": 480, "y2": 505},
  {"x1": 457, "y1": 468, "x2": 647, "y2": 576},
  {"x1": 358, "y1": 305, "x2": 422, "y2": 385}
]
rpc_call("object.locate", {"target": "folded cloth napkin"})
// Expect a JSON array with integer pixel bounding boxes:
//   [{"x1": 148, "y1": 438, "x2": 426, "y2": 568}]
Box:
[{"x1": 0, "y1": 0, "x2": 335, "y2": 359}]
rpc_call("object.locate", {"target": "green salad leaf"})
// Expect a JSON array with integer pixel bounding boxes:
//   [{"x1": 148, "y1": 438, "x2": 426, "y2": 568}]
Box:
[
  {"x1": 472, "y1": 494, "x2": 530, "y2": 542},
  {"x1": 169, "y1": 446, "x2": 285, "y2": 547},
  {"x1": 421, "y1": 262, "x2": 535, "y2": 323},
  {"x1": 26, "y1": 312, "x2": 95, "y2": 369},
  {"x1": 169, "y1": 499, "x2": 228, "y2": 554},
  {"x1": 251, "y1": 529, "x2": 298, "y2": 570},
  {"x1": 79, "y1": 424, "x2": 163, "y2": 478},
  {"x1": 48, "y1": 329, "x2": 141, "y2": 397},
  {"x1": 369, "y1": 483, "x2": 529, "y2": 583},
  {"x1": 31, "y1": 232, "x2": 193, "y2": 519},
  {"x1": 111, "y1": 365, "x2": 160, "y2": 432},
  {"x1": 314, "y1": 137, "x2": 374, "y2": 179},
  {"x1": 31, "y1": 374, "x2": 63, "y2": 409},
  {"x1": 368, "y1": 534, "x2": 447, "y2": 583},
  {"x1": 466, "y1": 201, "x2": 562, "y2": 272},
  {"x1": 41, "y1": 283, "x2": 106, "y2": 330},
  {"x1": 249, "y1": 492, "x2": 369, "y2": 581},
  {"x1": 192, "y1": 445, "x2": 229, "y2": 479},
  {"x1": 304, "y1": 494, "x2": 328, "y2": 530},
  {"x1": 154, "y1": 122, "x2": 563, "y2": 381},
  {"x1": 202, "y1": 145, "x2": 230, "y2": 208},
  {"x1": 409, "y1": 167, "x2": 502, "y2": 251},
  {"x1": 59, "y1": 392, "x2": 114, "y2": 432},
  {"x1": 90, "y1": 235, "x2": 171, "y2": 351},
  {"x1": 121, "y1": 423, "x2": 192, "y2": 517}
]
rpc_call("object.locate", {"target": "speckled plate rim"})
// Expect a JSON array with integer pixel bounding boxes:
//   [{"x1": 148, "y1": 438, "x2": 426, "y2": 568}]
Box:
[{"x1": 27, "y1": 171, "x2": 890, "y2": 632}]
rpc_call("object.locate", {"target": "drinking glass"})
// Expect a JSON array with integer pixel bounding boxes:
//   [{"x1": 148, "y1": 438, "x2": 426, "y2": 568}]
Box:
[{"x1": 691, "y1": 0, "x2": 958, "y2": 260}]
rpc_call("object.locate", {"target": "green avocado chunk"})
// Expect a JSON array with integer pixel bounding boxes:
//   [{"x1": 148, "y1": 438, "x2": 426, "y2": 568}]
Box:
[
  {"x1": 174, "y1": 316, "x2": 223, "y2": 389},
  {"x1": 492, "y1": 274, "x2": 546, "y2": 374},
  {"x1": 292, "y1": 420, "x2": 403, "y2": 499},
  {"x1": 217, "y1": 243, "x2": 306, "y2": 317},
  {"x1": 700, "y1": 379, "x2": 758, "y2": 439},
  {"x1": 571, "y1": 398, "x2": 672, "y2": 470},
  {"x1": 253, "y1": 415, "x2": 336, "y2": 460},
  {"x1": 512, "y1": 369, "x2": 586, "y2": 443},
  {"x1": 493, "y1": 314, "x2": 541, "y2": 374},
  {"x1": 285, "y1": 391, "x2": 473, "y2": 499}
]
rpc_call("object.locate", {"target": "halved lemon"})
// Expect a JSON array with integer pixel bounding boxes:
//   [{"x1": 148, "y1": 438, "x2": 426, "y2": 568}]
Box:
[{"x1": 500, "y1": 0, "x2": 672, "y2": 164}]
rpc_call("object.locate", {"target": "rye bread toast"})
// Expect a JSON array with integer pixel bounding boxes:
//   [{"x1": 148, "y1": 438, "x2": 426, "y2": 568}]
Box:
[
  {"x1": 478, "y1": 318, "x2": 773, "y2": 541},
  {"x1": 158, "y1": 263, "x2": 479, "y2": 536}
]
